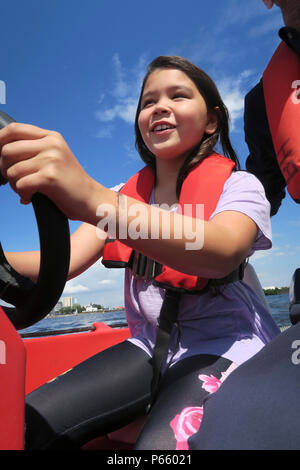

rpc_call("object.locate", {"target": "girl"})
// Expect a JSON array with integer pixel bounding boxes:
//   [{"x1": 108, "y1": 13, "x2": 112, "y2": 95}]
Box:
[{"x1": 0, "y1": 56, "x2": 279, "y2": 450}]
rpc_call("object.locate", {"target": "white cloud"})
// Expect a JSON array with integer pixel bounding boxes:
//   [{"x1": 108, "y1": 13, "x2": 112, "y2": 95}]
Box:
[
  {"x1": 95, "y1": 124, "x2": 114, "y2": 138},
  {"x1": 63, "y1": 283, "x2": 89, "y2": 294},
  {"x1": 112, "y1": 53, "x2": 130, "y2": 98},
  {"x1": 98, "y1": 279, "x2": 116, "y2": 286},
  {"x1": 218, "y1": 83, "x2": 245, "y2": 129},
  {"x1": 251, "y1": 250, "x2": 272, "y2": 261},
  {"x1": 95, "y1": 53, "x2": 147, "y2": 134},
  {"x1": 217, "y1": 70, "x2": 256, "y2": 129},
  {"x1": 95, "y1": 99, "x2": 138, "y2": 124},
  {"x1": 59, "y1": 259, "x2": 124, "y2": 307},
  {"x1": 250, "y1": 243, "x2": 287, "y2": 262}
]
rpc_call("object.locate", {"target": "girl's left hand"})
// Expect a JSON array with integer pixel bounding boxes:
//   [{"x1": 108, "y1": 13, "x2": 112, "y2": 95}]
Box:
[{"x1": 0, "y1": 123, "x2": 99, "y2": 221}]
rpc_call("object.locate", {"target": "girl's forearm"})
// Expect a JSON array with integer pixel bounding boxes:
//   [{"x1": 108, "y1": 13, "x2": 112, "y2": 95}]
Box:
[
  {"x1": 121, "y1": 209, "x2": 237, "y2": 278},
  {"x1": 5, "y1": 251, "x2": 41, "y2": 283},
  {"x1": 86, "y1": 184, "x2": 246, "y2": 279},
  {"x1": 4, "y1": 223, "x2": 106, "y2": 284}
]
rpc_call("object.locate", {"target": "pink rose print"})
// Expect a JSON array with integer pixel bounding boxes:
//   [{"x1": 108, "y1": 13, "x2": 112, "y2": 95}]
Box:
[
  {"x1": 170, "y1": 406, "x2": 204, "y2": 451},
  {"x1": 170, "y1": 365, "x2": 238, "y2": 450},
  {"x1": 198, "y1": 373, "x2": 222, "y2": 394}
]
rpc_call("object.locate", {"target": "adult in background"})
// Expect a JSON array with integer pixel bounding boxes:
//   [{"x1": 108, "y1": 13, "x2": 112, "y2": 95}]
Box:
[
  {"x1": 245, "y1": 0, "x2": 300, "y2": 215},
  {"x1": 188, "y1": 0, "x2": 300, "y2": 450}
]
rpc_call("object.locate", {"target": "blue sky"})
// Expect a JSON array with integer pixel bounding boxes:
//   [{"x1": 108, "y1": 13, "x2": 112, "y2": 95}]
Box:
[{"x1": 0, "y1": 0, "x2": 299, "y2": 308}]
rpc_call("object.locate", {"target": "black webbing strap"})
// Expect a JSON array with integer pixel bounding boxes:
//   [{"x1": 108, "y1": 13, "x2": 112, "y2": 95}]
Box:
[
  {"x1": 147, "y1": 261, "x2": 247, "y2": 412},
  {"x1": 148, "y1": 289, "x2": 181, "y2": 411}
]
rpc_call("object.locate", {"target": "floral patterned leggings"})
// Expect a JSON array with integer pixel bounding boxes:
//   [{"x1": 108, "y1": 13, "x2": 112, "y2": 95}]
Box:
[
  {"x1": 25, "y1": 340, "x2": 237, "y2": 450},
  {"x1": 136, "y1": 350, "x2": 237, "y2": 450}
]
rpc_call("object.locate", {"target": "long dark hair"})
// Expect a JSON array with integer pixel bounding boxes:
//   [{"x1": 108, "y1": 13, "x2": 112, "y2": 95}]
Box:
[{"x1": 134, "y1": 56, "x2": 240, "y2": 197}]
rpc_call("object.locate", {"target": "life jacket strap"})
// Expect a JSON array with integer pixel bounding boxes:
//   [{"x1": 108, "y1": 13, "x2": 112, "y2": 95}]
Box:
[
  {"x1": 131, "y1": 252, "x2": 162, "y2": 280},
  {"x1": 128, "y1": 250, "x2": 246, "y2": 287},
  {"x1": 147, "y1": 289, "x2": 181, "y2": 412},
  {"x1": 207, "y1": 259, "x2": 247, "y2": 291},
  {"x1": 147, "y1": 259, "x2": 246, "y2": 412}
]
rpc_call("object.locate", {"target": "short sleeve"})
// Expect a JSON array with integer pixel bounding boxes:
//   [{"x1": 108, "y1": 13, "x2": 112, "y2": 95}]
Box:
[{"x1": 209, "y1": 171, "x2": 272, "y2": 256}]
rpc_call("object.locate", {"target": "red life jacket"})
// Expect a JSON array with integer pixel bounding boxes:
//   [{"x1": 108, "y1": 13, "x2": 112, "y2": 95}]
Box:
[
  {"x1": 102, "y1": 153, "x2": 236, "y2": 292},
  {"x1": 263, "y1": 41, "x2": 300, "y2": 202}
]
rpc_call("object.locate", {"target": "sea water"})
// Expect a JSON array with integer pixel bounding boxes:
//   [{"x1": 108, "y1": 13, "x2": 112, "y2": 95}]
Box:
[{"x1": 18, "y1": 293, "x2": 291, "y2": 336}]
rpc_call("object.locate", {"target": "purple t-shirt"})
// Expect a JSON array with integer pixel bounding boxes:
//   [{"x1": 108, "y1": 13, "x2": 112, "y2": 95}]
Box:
[{"x1": 113, "y1": 171, "x2": 280, "y2": 369}]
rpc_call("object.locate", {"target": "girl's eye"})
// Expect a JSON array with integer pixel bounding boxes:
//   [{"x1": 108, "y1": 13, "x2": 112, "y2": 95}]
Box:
[
  {"x1": 142, "y1": 99, "x2": 154, "y2": 109},
  {"x1": 173, "y1": 93, "x2": 187, "y2": 100}
]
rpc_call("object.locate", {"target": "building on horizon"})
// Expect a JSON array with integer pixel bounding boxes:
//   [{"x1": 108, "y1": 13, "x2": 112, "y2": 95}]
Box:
[
  {"x1": 85, "y1": 304, "x2": 98, "y2": 312},
  {"x1": 62, "y1": 296, "x2": 73, "y2": 308}
]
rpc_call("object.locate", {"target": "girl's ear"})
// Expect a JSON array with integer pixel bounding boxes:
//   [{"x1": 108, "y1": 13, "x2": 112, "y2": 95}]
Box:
[{"x1": 205, "y1": 108, "x2": 219, "y2": 135}]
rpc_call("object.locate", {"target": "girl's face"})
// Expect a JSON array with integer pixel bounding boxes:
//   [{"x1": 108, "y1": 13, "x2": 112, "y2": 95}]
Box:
[{"x1": 138, "y1": 68, "x2": 217, "y2": 164}]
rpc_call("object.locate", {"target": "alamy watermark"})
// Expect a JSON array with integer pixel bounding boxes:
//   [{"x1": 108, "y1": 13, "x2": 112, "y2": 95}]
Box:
[
  {"x1": 292, "y1": 80, "x2": 300, "y2": 104},
  {"x1": 96, "y1": 197, "x2": 205, "y2": 250},
  {"x1": 0, "y1": 80, "x2": 6, "y2": 104},
  {"x1": 0, "y1": 340, "x2": 6, "y2": 365},
  {"x1": 291, "y1": 340, "x2": 300, "y2": 365}
]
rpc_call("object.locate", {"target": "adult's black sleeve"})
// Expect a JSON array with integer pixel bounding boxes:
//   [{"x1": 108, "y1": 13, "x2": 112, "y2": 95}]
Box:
[{"x1": 245, "y1": 80, "x2": 286, "y2": 216}]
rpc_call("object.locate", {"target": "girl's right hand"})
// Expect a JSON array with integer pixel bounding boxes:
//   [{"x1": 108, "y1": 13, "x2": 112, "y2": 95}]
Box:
[{"x1": 0, "y1": 122, "x2": 99, "y2": 222}]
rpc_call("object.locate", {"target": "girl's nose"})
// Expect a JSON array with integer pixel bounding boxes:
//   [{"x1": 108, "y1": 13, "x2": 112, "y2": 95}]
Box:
[{"x1": 153, "y1": 101, "x2": 171, "y2": 115}]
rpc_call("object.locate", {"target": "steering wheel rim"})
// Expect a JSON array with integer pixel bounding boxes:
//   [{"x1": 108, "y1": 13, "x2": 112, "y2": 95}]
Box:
[{"x1": 0, "y1": 110, "x2": 70, "y2": 330}]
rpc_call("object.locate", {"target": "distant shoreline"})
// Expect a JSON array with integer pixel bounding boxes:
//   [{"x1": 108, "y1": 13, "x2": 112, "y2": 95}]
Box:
[
  {"x1": 50, "y1": 308, "x2": 125, "y2": 318},
  {"x1": 263, "y1": 287, "x2": 289, "y2": 296}
]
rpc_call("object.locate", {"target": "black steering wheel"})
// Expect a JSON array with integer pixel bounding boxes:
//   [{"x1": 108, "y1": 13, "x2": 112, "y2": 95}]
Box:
[{"x1": 0, "y1": 111, "x2": 70, "y2": 330}]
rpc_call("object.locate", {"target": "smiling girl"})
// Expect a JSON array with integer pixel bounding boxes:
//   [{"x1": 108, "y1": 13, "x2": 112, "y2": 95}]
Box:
[{"x1": 0, "y1": 56, "x2": 279, "y2": 450}]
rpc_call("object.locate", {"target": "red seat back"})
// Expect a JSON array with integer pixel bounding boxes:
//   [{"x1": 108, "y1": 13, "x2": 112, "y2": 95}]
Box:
[{"x1": 0, "y1": 306, "x2": 26, "y2": 450}]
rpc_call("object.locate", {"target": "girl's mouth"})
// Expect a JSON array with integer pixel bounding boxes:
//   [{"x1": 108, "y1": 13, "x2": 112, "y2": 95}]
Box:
[{"x1": 151, "y1": 124, "x2": 176, "y2": 135}]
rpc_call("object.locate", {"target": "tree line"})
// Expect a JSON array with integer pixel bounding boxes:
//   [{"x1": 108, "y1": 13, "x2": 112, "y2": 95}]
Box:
[
  {"x1": 263, "y1": 287, "x2": 289, "y2": 296},
  {"x1": 57, "y1": 303, "x2": 105, "y2": 315}
]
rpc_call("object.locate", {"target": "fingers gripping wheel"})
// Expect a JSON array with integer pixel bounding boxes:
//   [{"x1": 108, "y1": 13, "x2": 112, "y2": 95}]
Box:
[
  {"x1": 0, "y1": 111, "x2": 70, "y2": 330},
  {"x1": 0, "y1": 111, "x2": 14, "y2": 186}
]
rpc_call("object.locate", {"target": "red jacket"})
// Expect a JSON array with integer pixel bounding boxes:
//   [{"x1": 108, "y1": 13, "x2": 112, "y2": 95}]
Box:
[{"x1": 263, "y1": 40, "x2": 300, "y2": 202}]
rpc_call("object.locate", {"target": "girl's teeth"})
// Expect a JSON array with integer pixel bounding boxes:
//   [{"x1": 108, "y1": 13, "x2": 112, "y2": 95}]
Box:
[{"x1": 154, "y1": 124, "x2": 173, "y2": 132}]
